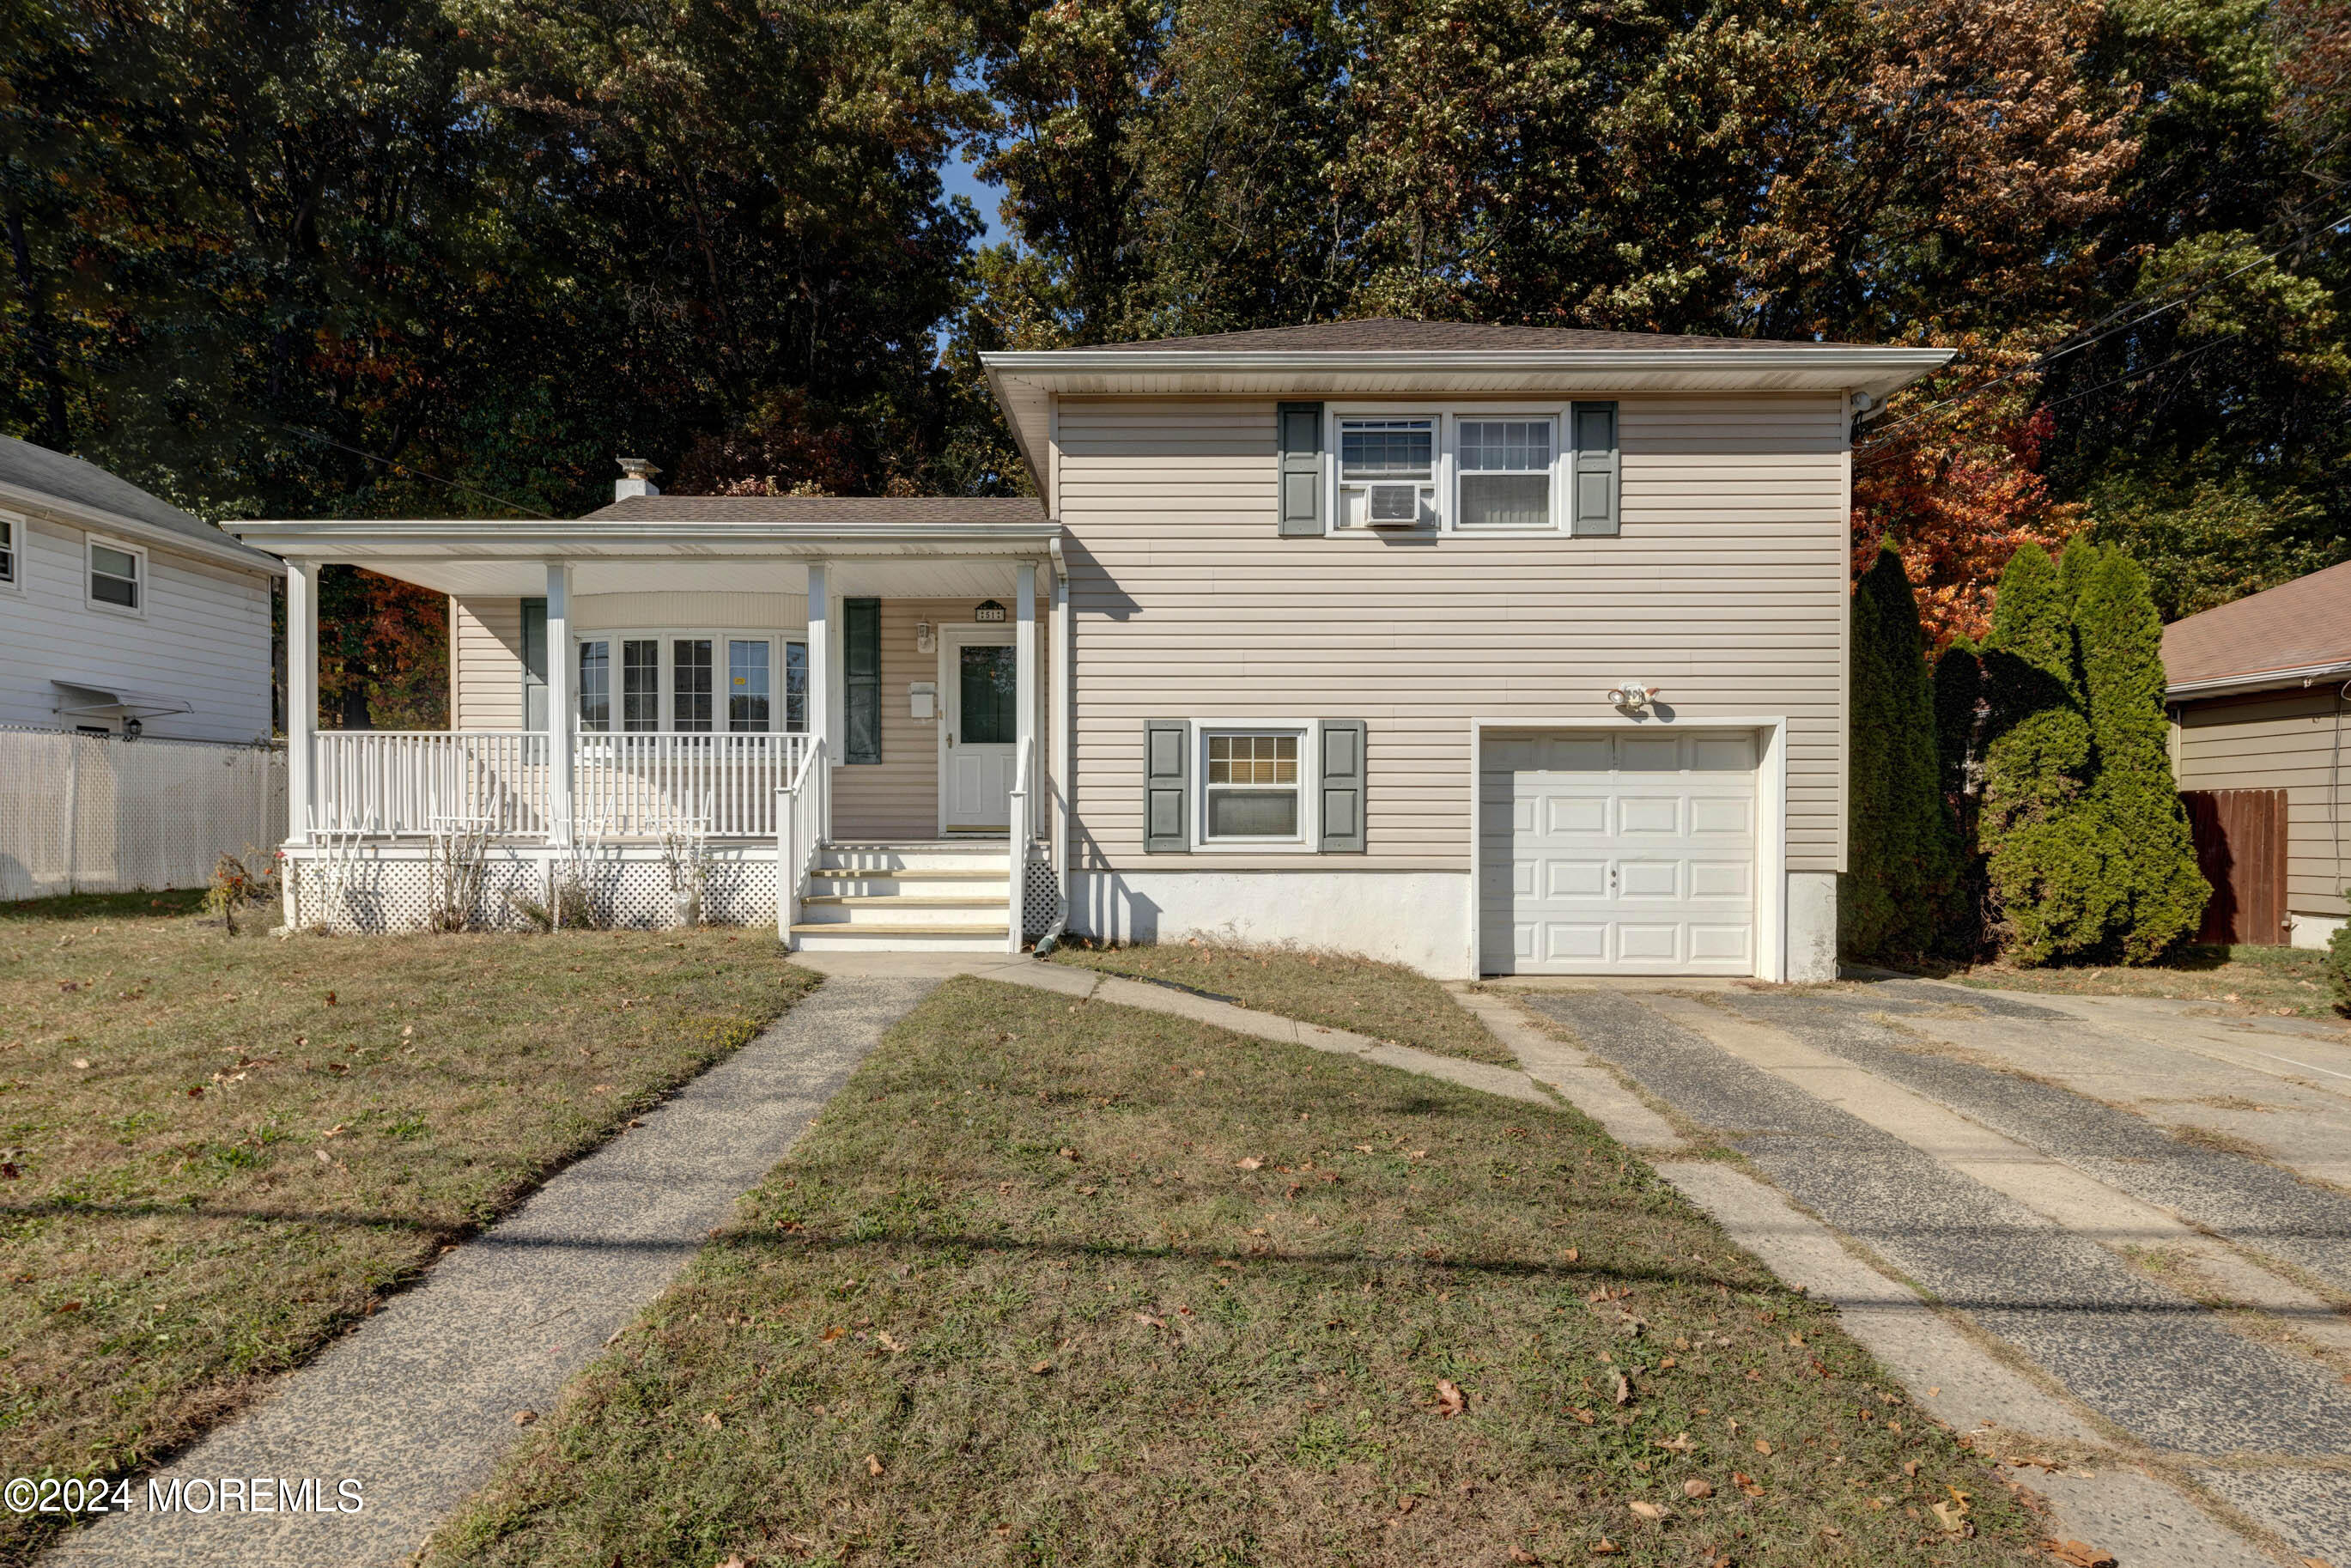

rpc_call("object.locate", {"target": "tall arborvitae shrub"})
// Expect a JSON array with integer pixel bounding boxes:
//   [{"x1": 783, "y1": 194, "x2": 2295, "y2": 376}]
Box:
[
  {"x1": 1843, "y1": 547, "x2": 1959, "y2": 961},
  {"x1": 1979, "y1": 544, "x2": 2125, "y2": 963},
  {"x1": 2075, "y1": 548, "x2": 2208, "y2": 959}
]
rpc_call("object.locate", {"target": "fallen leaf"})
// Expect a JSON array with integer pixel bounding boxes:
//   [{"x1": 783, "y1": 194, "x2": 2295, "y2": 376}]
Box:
[
  {"x1": 820, "y1": 1326, "x2": 844, "y2": 1342},
  {"x1": 877, "y1": 1332, "x2": 906, "y2": 1353},
  {"x1": 1902, "y1": 1460, "x2": 1920, "y2": 1478},
  {"x1": 1655, "y1": 1431, "x2": 1694, "y2": 1453},
  {"x1": 865, "y1": 1454, "x2": 884, "y2": 1477},
  {"x1": 1134, "y1": 1313, "x2": 1166, "y2": 1328},
  {"x1": 1931, "y1": 1500, "x2": 1968, "y2": 1533},
  {"x1": 1628, "y1": 1501, "x2": 1667, "y2": 1521},
  {"x1": 513, "y1": 1410, "x2": 537, "y2": 1426},
  {"x1": 1731, "y1": 1470, "x2": 1764, "y2": 1498},
  {"x1": 1030, "y1": 1359, "x2": 1054, "y2": 1375},
  {"x1": 1058, "y1": 1147, "x2": 1078, "y2": 1161},
  {"x1": 1753, "y1": 1438, "x2": 1772, "y2": 1455},
  {"x1": 1354, "y1": 1144, "x2": 1374, "y2": 1153},
  {"x1": 1683, "y1": 1478, "x2": 1713, "y2": 1498},
  {"x1": 1570, "y1": 1407, "x2": 1596, "y2": 1425},
  {"x1": 1613, "y1": 1372, "x2": 1632, "y2": 1407},
  {"x1": 1510, "y1": 1551, "x2": 1540, "y2": 1565},
  {"x1": 1591, "y1": 1540, "x2": 1619, "y2": 1556},
  {"x1": 1563, "y1": 1247, "x2": 1581, "y2": 1263},
  {"x1": 1436, "y1": 1379, "x2": 1467, "y2": 1416},
  {"x1": 701, "y1": 1411, "x2": 722, "y2": 1431},
  {"x1": 2040, "y1": 1543, "x2": 2117, "y2": 1568},
  {"x1": 72, "y1": 1058, "x2": 88, "y2": 1070},
  {"x1": 1235, "y1": 1157, "x2": 1264, "y2": 1170}
]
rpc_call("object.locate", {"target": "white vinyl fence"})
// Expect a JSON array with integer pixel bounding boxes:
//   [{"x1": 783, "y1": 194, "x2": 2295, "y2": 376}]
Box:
[{"x1": 0, "y1": 726, "x2": 287, "y2": 901}]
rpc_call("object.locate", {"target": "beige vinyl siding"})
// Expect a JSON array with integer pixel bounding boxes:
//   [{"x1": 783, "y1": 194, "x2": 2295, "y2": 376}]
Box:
[
  {"x1": 1059, "y1": 394, "x2": 1850, "y2": 872},
  {"x1": 2173, "y1": 690, "x2": 2351, "y2": 917},
  {"x1": 832, "y1": 597, "x2": 1051, "y2": 842},
  {"x1": 450, "y1": 596, "x2": 526, "y2": 730}
]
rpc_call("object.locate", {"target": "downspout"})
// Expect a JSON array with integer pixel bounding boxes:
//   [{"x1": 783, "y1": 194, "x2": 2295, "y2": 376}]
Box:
[{"x1": 1036, "y1": 534, "x2": 1073, "y2": 954}]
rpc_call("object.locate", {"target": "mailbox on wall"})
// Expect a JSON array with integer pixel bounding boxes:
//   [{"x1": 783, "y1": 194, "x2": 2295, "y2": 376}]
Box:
[{"x1": 908, "y1": 681, "x2": 937, "y2": 720}]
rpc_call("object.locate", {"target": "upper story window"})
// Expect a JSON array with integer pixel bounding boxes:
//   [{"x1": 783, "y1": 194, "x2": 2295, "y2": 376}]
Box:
[
  {"x1": 1338, "y1": 417, "x2": 1436, "y2": 529},
  {"x1": 1457, "y1": 419, "x2": 1555, "y2": 530},
  {"x1": 88, "y1": 538, "x2": 143, "y2": 612},
  {"x1": 0, "y1": 513, "x2": 17, "y2": 587}
]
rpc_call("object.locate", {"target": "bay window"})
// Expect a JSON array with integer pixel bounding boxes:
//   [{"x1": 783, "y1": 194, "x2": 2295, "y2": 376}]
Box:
[{"x1": 575, "y1": 632, "x2": 809, "y2": 732}]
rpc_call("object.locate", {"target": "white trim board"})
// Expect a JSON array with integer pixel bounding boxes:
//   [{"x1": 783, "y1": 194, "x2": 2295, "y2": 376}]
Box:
[{"x1": 1466, "y1": 715, "x2": 1791, "y2": 982}]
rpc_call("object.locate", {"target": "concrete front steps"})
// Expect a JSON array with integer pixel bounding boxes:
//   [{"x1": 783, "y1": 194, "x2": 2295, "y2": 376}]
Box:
[{"x1": 788, "y1": 842, "x2": 1016, "y2": 953}]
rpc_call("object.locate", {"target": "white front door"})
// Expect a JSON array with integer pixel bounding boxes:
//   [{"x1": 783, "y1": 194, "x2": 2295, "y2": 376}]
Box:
[
  {"x1": 1480, "y1": 729, "x2": 1759, "y2": 975},
  {"x1": 939, "y1": 628, "x2": 1017, "y2": 834}
]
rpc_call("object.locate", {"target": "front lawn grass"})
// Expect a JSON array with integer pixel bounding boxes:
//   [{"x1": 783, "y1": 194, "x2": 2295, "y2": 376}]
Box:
[
  {"x1": 1947, "y1": 943, "x2": 2343, "y2": 1022},
  {"x1": 1050, "y1": 938, "x2": 1518, "y2": 1065},
  {"x1": 0, "y1": 894, "x2": 817, "y2": 1566},
  {"x1": 425, "y1": 977, "x2": 2043, "y2": 1567}
]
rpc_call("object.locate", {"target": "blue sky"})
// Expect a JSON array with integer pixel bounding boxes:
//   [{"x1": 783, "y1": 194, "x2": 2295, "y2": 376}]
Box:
[{"x1": 939, "y1": 145, "x2": 1003, "y2": 246}]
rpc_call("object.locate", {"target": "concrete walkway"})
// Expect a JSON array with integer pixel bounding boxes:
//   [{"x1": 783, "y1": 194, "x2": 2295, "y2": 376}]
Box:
[
  {"x1": 52, "y1": 973, "x2": 937, "y2": 1568},
  {"x1": 1492, "y1": 978, "x2": 2351, "y2": 1568}
]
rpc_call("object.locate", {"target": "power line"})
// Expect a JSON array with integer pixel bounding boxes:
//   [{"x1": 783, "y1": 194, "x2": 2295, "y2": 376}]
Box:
[
  {"x1": 268, "y1": 419, "x2": 556, "y2": 520},
  {"x1": 1857, "y1": 203, "x2": 2351, "y2": 451}
]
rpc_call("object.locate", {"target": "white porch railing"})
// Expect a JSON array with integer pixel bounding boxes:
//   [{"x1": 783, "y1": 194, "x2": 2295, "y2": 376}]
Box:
[
  {"x1": 1006, "y1": 736, "x2": 1033, "y2": 954},
  {"x1": 574, "y1": 732, "x2": 809, "y2": 837},
  {"x1": 309, "y1": 731, "x2": 810, "y2": 838},
  {"x1": 775, "y1": 737, "x2": 829, "y2": 943},
  {"x1": 312, "y1": 732, "x2": 547, "y2": 836}
]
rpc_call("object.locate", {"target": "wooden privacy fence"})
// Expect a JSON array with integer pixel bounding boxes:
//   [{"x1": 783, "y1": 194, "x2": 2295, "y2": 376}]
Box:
[
  {"x1": 0, "y1": 726, "x2": 287, "y2": 900},
  {"x1": 2180, "y1": 787, "x2": 2288, "y2": 945}
]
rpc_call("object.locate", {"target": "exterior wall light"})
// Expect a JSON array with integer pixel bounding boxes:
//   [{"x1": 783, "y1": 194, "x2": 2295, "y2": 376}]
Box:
[{"x1": 1605, "y1": 682, "x2": 1661, "y2": 713}]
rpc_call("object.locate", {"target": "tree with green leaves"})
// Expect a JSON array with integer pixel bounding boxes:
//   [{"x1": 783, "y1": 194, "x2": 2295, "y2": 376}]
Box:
[
  {"x1": 1844, "y1": 547, "x2": 1960, "y2": 961},
  {"x1": 2072, "y1": 545, "x2": 2209, "y2": 958}
]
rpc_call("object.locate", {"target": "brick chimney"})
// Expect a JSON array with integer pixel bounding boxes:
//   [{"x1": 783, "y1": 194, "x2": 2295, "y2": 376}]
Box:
[{"x1": 615, "y1": 456, "x2": 661, "y2": 501}]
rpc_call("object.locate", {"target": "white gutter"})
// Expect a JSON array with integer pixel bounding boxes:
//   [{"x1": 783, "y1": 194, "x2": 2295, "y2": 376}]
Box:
[
  {"x1": 2166, "y1": 659, "x2": 2351, "y2": 701},
  {"x1": 0, "y1": 479, "x2": 285, "y2": 576}
]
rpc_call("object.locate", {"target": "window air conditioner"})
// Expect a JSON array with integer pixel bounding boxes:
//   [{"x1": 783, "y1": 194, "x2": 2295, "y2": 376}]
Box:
[{"x1": 1366, "y1": 483, "x2": 1422, "y2": 527}]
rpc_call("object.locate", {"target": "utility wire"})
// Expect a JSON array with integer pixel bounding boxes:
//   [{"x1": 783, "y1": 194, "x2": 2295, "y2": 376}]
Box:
[
  {"x1": 268, "y1": 419, "x2": 556, "y2": 520},
  {"x1": 1857, "y1": 203, "x2": 2351, "y2": 451}
]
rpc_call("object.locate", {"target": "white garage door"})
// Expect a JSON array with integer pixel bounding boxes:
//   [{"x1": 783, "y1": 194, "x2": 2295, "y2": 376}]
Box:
[{"x1": 1480, "y1": 729, "x2": 1759, "y2": 975}]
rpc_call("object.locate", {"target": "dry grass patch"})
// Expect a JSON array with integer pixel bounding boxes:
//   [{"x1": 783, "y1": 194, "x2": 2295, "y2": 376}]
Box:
[
  {"x1": 0, "y1": 890, "x2": 816, "y2": 1565},
  {"x1": 1947, "y1": 944, "x2": 2343, "y2": 1023},
  {"x1": 425, "y1": 977, "x2": 2044, "y2": 1568},
  {"x1": 1051, "y1": 939, "x2": 1516, "y2": 1066}
]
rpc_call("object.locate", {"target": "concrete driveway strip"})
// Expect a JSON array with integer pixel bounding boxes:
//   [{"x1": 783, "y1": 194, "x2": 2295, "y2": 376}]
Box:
[
  {"x1": 1519, "y1": 989, "x2": 2351, "y2": 1462},
  {"x1": 50, "y1": 973, "x2": 936, "y2": 1568},
  {"x1": 1727, "y1": 988, "x2": 2351, "y2": 1293}
]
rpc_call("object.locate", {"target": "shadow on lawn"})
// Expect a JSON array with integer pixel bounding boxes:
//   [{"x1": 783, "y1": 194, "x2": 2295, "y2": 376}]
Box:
[{"x1": 0, "y1": 887, "x2": 209, "y2": 923}]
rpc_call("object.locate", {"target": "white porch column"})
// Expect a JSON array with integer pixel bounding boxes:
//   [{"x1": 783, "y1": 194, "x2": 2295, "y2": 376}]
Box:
[
  {"x1": 805, "y1": 562, "x2": 831, "y2": 839},
  {"x1": 285, "y1": 558, "x2": 316, "y2": 845},
  {"x1": 544, "y1": 562, "x2": 574, "y2": 844},
  {"x1": 1012, "y1": 561, "x2": 1037, "y2": 953}
]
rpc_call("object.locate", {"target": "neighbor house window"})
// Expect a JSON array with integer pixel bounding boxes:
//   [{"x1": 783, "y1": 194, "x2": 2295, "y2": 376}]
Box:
[
  {"x1": 0, "y1": 513, "x2": 17, "y2": 586},
  {"x1": 1337, "y1": 417, "x2": 1436, "y2": 529},
  {"x1": 1203, "y1": 731, "x2": 1303, "y2": 842},
  {"x1": 88, "y1": 538, "x2": 142, "y2": 611},
  {"x1": 1457, "y1": 419, "x2": 1554, "y2": 529}
]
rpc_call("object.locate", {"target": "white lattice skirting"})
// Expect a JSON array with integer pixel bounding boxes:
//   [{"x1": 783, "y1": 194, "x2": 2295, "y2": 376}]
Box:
[{"x1": 286, "y1": 842, "x2": 778, "y2": 934}]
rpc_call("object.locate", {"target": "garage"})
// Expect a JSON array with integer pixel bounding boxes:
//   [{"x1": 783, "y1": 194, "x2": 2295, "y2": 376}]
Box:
[{"x1": 1479, "y1": 729, "x2": 1760, "y2": 975}]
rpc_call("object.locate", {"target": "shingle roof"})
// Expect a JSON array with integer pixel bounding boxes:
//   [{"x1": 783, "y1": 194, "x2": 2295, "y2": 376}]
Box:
[
  {"x1": 0, "y1": 435, "x2": 278, "y2": 567},
  {"x1": 586, "y1": 495, "x2": 1047, "y2": 525},
  {"x1": 1087, "y1": 319, "x2": 1851, "y2": 353},
  {"x1": 2162, "y1": 557, "x2": 2351, "y2": 690}
]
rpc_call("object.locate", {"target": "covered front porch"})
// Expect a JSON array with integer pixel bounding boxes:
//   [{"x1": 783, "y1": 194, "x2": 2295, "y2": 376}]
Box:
[{"x1": 236, "y1": 501, "x2": 1063, "y2": 949}]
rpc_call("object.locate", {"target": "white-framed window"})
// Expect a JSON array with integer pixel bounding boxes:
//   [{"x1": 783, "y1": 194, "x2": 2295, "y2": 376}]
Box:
[
  {"x1": 1336, "y1": 416, "x2": 1437, "y2": 530},
  {"x1": 87, "y1": 536, "x2": 143, "y2": 614},
  {"x1": 575, "y1": 631, "x2": 809, "y2": 732},
  {"x1": 1456, "y1": 416, "x2": 1558, "y2": 530},
  {"x1": 1199, "y1": 723, "x2": 1314, "y2": 847},
  {"x1": 0, "y1": 510, "x2": 21, "y2": 591}
]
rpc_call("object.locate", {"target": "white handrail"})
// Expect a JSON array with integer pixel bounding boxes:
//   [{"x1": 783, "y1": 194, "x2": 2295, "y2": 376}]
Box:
[
  {"x1": 775, "y1": 736, "x2": 828, "y2": 945},
  {"x1": 1005, "y1": 736, "x2": 1032, "y2": 954}
]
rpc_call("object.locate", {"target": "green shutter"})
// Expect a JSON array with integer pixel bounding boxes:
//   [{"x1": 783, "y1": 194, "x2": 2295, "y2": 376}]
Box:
[
  {"x1": 1570, "y1": 401, "x2": 1620, "y2": 537},
  {"x1": 1144, "y1": 720, "x2": 1189, "y2": 851},
  {"x1": 1318, "y1": 720, "x2": 1367, "y2": 853},
  {"x1": 519, "y1": 598, "x2": 548, "y2": 732},
  {"x1": 844, "y1": 598, "x2": 881, "y2": 763},
  {"x1": 1277, "y1": 401, "x2": 1325, "y2": 537}
]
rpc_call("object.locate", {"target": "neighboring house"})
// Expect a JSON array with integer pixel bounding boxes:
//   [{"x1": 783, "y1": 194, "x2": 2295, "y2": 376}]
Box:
[
  {"x1": 233, "y1": 319, "x2": 1948, "y2": 978},
  {"x1": 2162, "y1": 559, "x2": 2351, "y2": 951},
  {"x1": 0, "y1": 435, "x2": 282, "y2": 742}
]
